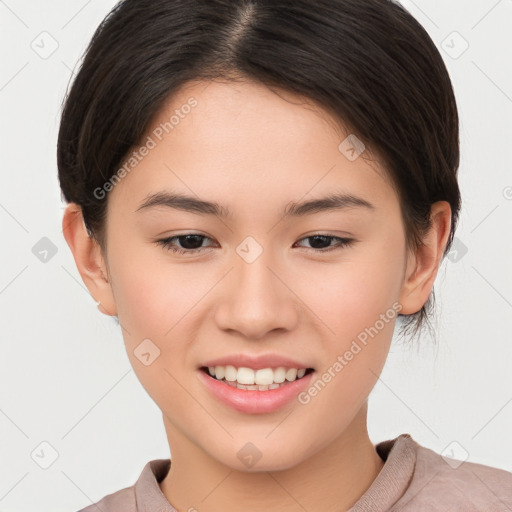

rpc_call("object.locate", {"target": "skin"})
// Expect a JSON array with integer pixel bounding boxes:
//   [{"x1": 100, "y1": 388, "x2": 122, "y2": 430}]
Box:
[{"x1": 63, "y1": 79, "x2": 451, "y2": 512}]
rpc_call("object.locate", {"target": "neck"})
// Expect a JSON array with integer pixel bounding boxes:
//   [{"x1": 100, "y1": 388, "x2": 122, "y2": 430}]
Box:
[{"x1": 159, "y1": 403, "x2": 384, "y2": 512}]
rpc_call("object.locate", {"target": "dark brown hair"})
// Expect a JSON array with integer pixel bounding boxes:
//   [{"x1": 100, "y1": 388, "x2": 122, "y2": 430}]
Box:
[{"x1": 57, "y1": 0, "x2": 461, "y2": 343}]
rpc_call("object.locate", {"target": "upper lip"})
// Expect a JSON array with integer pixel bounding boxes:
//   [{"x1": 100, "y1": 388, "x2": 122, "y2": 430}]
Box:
[{"x1": 201, "y1": 353, "x2": 314, "y2": 370}]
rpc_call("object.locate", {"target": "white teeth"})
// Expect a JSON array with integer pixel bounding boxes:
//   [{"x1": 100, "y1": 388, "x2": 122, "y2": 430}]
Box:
[
  {"x1": 255, "y1": 368, "x2": 274, "y2": 386},
  {"x1": 237, "y1": 367, "x2": 255, "y2": 385},
  {"x1": 285, "y1": 368, "x2": 297, "y2": 381},
  {"x1": 224, "y1": 365, "x2": 237, "y2": 382},
  {"x1": 273, "y1": 367, "x2": 286, "y2": 383},
  {"x1": 215, "y1": 365, "x2": 225, "y2": 380},
  {"x1": 227, "y1": 381, "x2": 287, "y2": 391},
  {"x1": 204, "y1": 365, "x2": 310, "y2": 386}
]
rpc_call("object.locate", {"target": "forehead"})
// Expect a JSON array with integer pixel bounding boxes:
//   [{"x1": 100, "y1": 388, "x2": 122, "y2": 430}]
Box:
[
  {"x1": 154, "y1": 78, "x2": 360, "y2": 160},
  {"x1": 107, "y1": 79, "x2": 397, "y2": 219}
]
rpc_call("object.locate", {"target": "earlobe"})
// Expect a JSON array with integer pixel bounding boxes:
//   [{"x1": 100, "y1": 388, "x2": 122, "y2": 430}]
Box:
[
  {"x1": 62, "y1": 203, "x2": 118, "y2": 316},
  {"x1": 398, "y1": 201, "x2": 452, "y2": 315}
]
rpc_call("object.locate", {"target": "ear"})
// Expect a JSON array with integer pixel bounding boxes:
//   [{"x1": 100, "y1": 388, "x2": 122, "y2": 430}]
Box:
[
  {"x1": 398, "y1": 201, "x2": 452, "y2": 315},
  {"x1": 62, "y1": 203, "x2": 117, "y2": 316}
]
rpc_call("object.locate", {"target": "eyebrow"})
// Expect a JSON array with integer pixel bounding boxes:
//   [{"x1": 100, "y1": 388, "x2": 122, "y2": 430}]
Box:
[{"x1": 135, "y1": 190, "x2": 375, "y2": 219}]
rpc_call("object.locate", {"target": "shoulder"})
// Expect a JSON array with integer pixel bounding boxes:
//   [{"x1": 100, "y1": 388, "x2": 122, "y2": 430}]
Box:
[
  {"x1": 397, "y1": 436, "x2": 512, "y2": 511},
  {"x1": 73, "y1": 458, "x2": 172, "y2": 512},
  {"x1": 76, "y1": 485, "x2": 136, "y2": 512}
]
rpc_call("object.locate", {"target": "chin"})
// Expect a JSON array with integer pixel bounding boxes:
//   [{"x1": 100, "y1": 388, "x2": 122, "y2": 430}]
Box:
[{"x1": 206, "y1": 439, "x2": 310, "y2": 473}]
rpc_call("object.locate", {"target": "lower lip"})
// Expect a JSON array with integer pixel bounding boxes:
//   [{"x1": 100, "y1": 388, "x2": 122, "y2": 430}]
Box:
[{"x1": 197, "y1": 369, "x2": 314, "y2": 414}]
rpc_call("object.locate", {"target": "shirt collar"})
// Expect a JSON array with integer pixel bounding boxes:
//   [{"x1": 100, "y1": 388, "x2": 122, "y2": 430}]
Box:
[{"x1": 134, "y1": 433, "x2": 417, "y2": 512}]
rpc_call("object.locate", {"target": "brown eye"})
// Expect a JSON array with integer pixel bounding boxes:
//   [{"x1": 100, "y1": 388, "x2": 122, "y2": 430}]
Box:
[
  {"x1": 294, "y1": 234, "x2": 354, "y2": 252},
  {"x1": 156, "y1": 233, "x2": 215, "y2": 255},
  {"x1": 155, "y1": 233, "x2": 355, "y2": 256}
]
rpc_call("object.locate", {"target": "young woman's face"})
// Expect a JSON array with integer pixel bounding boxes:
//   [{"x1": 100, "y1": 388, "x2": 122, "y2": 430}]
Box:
[{"x1": 102, "y1": 79, "x2": 410, "y2": 470}]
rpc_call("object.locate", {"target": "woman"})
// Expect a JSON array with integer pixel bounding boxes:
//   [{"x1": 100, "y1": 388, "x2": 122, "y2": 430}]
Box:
[{"x1": 58, "y1": 0, "x2": 512, "y2": 510}]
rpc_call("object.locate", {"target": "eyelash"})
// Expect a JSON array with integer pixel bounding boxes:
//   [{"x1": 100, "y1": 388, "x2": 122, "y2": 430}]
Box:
[{"x1": 155, "y1": 233, "x2": 355, "y2": 255}]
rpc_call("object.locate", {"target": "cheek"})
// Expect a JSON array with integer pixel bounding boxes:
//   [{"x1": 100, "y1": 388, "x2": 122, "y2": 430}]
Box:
[
  {"x1": 298, "y1": 238, "x2": 405, "y2": 340},
  {"x1": 293, "y1": 233, "x2": 405, "y2": 412},
  {"x1": 106, "y1": 243, "x2": 215, "y2": 392},
  {"x1": 108, "y1": 242, "x2": 203, "y2": 338},
  {"x1": 109, "y1": 225, "x2": 405, "y2": 354},
  {"x1": 294, "y1": 266, "x2": 400, "y2": 441},
  {"x1": 107, "y1": 247, "x2": 201, "y2": 408}
]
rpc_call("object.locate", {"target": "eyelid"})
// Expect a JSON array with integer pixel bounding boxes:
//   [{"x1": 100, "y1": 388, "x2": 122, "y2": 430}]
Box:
[
  {"x1": 155, "y1": 231, "x2": 355, "y2": 255},
  {"x1": 294, "y1": 234, "x2": 355, "y2": 252},
  {"x1": 155, "y1": 232, "x2": 217, "y2": 254}
]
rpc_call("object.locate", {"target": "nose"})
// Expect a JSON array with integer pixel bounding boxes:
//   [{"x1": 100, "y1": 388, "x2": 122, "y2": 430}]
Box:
[{"x1": 214, "y1": 252, "x2": 299, "y2": 340}]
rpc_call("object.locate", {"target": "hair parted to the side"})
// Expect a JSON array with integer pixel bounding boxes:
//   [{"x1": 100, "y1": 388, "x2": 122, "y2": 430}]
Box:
[{"x1": 57, "y1": 0, "x2": 461, "y2": 346}]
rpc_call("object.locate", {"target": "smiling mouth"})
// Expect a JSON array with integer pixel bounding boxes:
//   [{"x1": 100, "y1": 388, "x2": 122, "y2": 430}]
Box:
[{"x1": 200, "y1": 366, "x2": 314, "y2": 391}]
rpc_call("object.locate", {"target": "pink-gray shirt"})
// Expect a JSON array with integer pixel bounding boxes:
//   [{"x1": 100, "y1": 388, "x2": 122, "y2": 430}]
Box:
[{"x1": 77, "y1": 433, "x2": 512, "y2": 511}]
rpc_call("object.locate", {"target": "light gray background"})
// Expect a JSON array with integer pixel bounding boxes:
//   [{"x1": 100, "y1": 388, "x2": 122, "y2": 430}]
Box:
[{"x1": 1, "y1": 1, "x2": 511, "y2": 511}]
